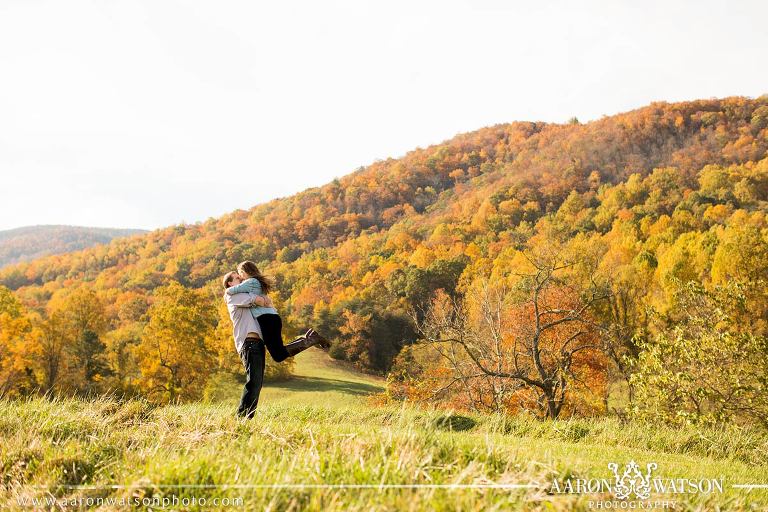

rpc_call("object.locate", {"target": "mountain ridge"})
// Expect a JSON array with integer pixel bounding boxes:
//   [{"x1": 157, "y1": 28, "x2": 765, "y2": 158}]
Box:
[
  {"x1": 0, "y1": 225, "x2": 147, "y2": 268},
  {"x1": 2, "y1": 95, "x2": 766, "y2": 288}
]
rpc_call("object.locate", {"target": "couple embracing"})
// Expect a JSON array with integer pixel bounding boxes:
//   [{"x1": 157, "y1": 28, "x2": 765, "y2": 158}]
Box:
[{"x1": 222, "y1": 261, "x2": 330, "y2": 419}]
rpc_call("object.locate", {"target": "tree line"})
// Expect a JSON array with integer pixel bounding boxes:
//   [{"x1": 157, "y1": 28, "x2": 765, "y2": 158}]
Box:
[{"x1": 1, "y1": 96, "x2": 767, "y2": 428}]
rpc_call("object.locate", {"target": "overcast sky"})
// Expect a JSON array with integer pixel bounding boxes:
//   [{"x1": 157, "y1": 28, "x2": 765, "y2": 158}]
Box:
[{"x1": 1, "y1": 0, "x2": 766, "y2": 231}]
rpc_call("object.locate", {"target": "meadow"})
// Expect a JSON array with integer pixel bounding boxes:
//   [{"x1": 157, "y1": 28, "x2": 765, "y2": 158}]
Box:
[{"x1": 2, "y1": 349, "x2": 767, "y2": 511}]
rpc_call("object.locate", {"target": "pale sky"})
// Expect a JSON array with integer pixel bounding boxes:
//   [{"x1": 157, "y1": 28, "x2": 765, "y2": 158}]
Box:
[{"x1": 1, "y1": 0, "x2": 766, "y2": 231}]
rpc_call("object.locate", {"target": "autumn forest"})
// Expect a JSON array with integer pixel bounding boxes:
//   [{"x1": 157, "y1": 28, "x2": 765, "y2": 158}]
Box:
[{"x1": 1, "y1": 96, "x2": 767, "y2": 429}]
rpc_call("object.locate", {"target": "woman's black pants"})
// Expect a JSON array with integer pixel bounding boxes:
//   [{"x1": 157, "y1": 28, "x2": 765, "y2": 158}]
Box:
[
  {"x1": 257, "y1": 314, "x2": 290, "y2": 362},
  {"x1": 237, "y1": 337, "x2": 265, "y2": 419}
]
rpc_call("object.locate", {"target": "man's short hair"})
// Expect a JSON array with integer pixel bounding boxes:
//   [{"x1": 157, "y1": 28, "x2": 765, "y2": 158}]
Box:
[{"x1": 222, "y1": 271, "x2": 238, "y2": 289}]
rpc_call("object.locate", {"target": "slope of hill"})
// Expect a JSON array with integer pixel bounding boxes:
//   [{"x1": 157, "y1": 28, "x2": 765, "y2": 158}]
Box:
[
  {"x1": 204, "y1": 346, "x2": 385, "y2": 408},
  {"x1": 0, "y1": 225, "x2": 146, "y2": 268},
  {"x1": 2, "y1": 377, "x2": 766, "y2": 509},
  {"x1": 1, "y1": 96, "x2": 767, "y2": 409},
  {"x1": 4, "y1": 98, "x2": 766, "y2": 290}
]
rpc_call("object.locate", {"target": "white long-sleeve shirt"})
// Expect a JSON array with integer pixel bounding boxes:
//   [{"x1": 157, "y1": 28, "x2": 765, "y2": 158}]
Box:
[{"x1": 224, "y1": 292, "x2": 263, "y2": 356}]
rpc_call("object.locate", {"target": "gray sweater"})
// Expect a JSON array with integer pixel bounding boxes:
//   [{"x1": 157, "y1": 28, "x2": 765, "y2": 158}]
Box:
[{"x1": 224, "y1": 292, "x2": 263, "y2": 355}]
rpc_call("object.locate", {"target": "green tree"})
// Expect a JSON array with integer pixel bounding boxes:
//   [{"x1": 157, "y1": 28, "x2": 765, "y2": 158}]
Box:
[{"x1": 631, "y1": 281, "x2": 768, "y2": 429}]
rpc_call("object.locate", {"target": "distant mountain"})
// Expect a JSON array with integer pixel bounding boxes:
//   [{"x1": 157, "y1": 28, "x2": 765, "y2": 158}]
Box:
[{"x1": 0, "y1": 225, "x2": 147, "y2": 267}]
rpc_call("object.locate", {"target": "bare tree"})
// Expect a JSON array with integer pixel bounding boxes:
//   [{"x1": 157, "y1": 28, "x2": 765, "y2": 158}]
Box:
[{"x1": 415, "y1": 249, "x2": 611, "y2": 419}]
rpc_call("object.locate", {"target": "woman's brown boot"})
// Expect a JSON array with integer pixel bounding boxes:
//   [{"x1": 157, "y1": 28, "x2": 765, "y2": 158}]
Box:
[
  {"x1": 285, "y1": 330, "x2": 323, "y2": 357},
  {"x1": 308, "y1": 329, "x2": 331, "y2": 349}
]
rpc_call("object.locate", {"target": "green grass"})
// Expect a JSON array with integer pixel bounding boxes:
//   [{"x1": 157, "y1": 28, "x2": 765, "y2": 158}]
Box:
[
  {"x1": 257, "y1": 348, "x2": 386, "y2": 407},
  {"x1": 1, "y1": 349, "x2": 767, "y2": 511}
]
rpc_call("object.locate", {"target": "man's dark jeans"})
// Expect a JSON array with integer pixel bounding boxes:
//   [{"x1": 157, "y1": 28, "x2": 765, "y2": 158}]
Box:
[{"x1": 237, "y1": 337, "x2": 265, "y2": 419}]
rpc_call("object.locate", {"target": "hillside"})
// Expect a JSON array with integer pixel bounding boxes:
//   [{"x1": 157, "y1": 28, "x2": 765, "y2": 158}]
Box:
[
  {"x1": 4, "y1": 98, "x2": 767, "y2": 292},
  {"x1": 1, "y1": 96, "x2": 767, "y2": 419},
  {"x1": 2, "y1": 351, "x2": 766, "y2": 510},
  {"x1": 206, "y1": 345, "x2": 385, "y2": 408},
  {"x1": 0, "y1": 225, "x2": 146, "y2": 268}
]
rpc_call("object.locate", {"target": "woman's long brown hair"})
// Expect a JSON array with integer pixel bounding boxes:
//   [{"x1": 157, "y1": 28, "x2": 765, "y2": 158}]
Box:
[{"x1": 237, "y1": 261, "x2": 274, "y2": 294}]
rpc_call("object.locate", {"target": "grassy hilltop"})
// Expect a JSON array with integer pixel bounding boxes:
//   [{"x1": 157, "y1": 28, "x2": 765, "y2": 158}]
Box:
[{"x1": 2, "y1": 350, "x2": 767, "y2": 511}]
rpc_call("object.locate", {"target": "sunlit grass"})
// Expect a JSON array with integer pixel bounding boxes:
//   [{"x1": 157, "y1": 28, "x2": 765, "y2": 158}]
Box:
[{"x1": 1, "y1": 350, "x2": 766, "y2": 511}]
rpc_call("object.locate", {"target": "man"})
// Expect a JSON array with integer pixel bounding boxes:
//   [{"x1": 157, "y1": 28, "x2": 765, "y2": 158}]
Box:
[
  {"x1": 223, "y1": 271, "x2": 267, "y2": 419},
  {"x1": 222, "y1": 271, "x2": 326, "y2": 419}
]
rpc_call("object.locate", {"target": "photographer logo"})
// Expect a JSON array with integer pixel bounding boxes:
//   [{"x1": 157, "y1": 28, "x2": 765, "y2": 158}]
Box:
[
  {"x1": 608, "y1": 461, "x2": 656, "y2": 500},
  {"x1": 549, "y1": 460, "x2": 723, "y2": 508}
]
